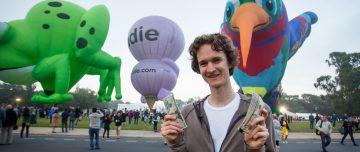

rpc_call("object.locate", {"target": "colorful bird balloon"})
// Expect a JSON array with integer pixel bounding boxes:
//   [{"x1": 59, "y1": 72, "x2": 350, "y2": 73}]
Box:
[{"x1": 221, "y1": 0, "x2": 318, "y2": 112}]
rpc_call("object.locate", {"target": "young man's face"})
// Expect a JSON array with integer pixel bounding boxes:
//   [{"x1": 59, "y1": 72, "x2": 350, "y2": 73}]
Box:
[{"x1": 197, "y1": 44, "x2": 231, "y2": 88}]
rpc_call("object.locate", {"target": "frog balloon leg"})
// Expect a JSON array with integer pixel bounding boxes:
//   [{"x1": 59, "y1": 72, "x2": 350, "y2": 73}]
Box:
[{"x1": 74, "y1": 5, "x2": 122, "y2": 102}]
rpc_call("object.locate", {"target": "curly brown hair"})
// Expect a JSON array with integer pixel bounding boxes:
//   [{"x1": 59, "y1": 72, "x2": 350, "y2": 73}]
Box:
[{"x1": 188, "y1": 33, "x2": 237, "y2": 75}]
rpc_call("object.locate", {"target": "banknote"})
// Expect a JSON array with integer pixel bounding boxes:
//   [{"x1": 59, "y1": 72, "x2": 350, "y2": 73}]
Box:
[
  {"x1": 163, "y1": 94, "x2": 188, "y2": 129},
  {"x1": 239, "y1": 93, "x2": 266, "y2": 134}
]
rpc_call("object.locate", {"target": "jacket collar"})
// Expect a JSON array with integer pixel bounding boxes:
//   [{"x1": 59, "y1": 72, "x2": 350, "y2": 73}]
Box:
[{"x1": 193, "y1": 92, "x2": 252, "y2": 134}]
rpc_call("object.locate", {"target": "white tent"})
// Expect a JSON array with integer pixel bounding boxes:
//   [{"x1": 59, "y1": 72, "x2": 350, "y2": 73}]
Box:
[{"x1": 117, "y1": 101, "x2": 166, "y2": 113}]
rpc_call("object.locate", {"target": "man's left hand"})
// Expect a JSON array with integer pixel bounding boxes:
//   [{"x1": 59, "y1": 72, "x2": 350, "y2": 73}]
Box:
[{"x1": 244, "y1": 108, "x2": 269, "y2": 149}]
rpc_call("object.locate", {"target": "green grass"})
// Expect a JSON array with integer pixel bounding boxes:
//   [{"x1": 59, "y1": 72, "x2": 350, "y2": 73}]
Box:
[
  {"x1": 288, "y1": 121, "x2": 360, "y2": 133},
  {"x1": 18, "y1": 118, "x2": 360, "y2": 133},
  {"x1": 17, "y1": 117, "x2": 159, "y2": 131}
]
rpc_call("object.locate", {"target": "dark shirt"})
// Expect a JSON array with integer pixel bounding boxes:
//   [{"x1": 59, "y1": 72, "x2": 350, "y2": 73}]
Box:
[
  {"x1": 309, "y1": 115, "x2": 315, "y2": 122},
  {"x1": 114, "y1": 115, "x2": 123, "y2": 126},
  {"x1": 103, "y1": 116, "x2": 112, "y2": 128},
  {"x1": 342, "y1": 121, "x2": 355, "y2": 131},
  {"x1": 61, "y1": 111, "x2": 69, "y2": 122},
  {"x1": 315, "y1": 115, "x2": 320, "y2": 122},
  {"x1": 3, "y1": 109, "x2": 17, "y2": 127}
]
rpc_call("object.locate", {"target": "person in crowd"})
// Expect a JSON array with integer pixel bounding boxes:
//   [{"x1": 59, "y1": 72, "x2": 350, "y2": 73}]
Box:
[
  {"x1": 331, "y1": 113, "x2": 337, "y2": 127},
  {"x1": 99, "y1": 109, "x2": 105, "y2": 131},
  {"x1": 280, "y1": 116, "x2": 290, "y2": 144},
  {"x1": 316, "y1": 116, "x2": 333, "y2": 152},
  {"x1": 20, "y1": 106, "x2": 31, "y2": 138},
  {"x1": 149, "y1": 112, "x2": 153, "y2": 125},
  {"x1": 88, "y1": 108, "x2": 104, "y2": 150},
  {"x1": 110, "y1": 109, "x2": 117, "y2": 120},
  {"x1": 114, "y1": 111, "x2": 123, "y2": 139},
  {"x1": 102, "y1": 113, "x2": 111, "y2": 139},
  {"x1": 61, "y1": 108, "x2": 69, "y2": 133},
  {"x1": 128, "y1": 110, "x2": 133, "y2": 125},
  {"x1": 161, "y1": 33, "x2": 275, "y2": 151},
  {"x1": 153, "y1": 111, "x2": 160, "y2": 132},
  {"x1": 74, "y1": 108, "x2": 81, "y2": 126},
  {"x1": 134, "y1": 110, "x2": 140, "y2": 125},
  {"x1": 48, "y1": 107, "x2": 55, "y2": 125},
  {"x1": 0, "y1": 104, "x2": 6, "y2": 138},
  {"x1": 340, "y1": 116, "x2": 358, "y2": 146},
  {"x1": 13, "y1": 106, "x2": 20, "y2": 120},
  {"x1": 143, "y1": 114, "x2": 148, "y2": 126},
  {"x1": 121, "y1": 109, "x2": 127, "y2": 126},
  {"x1": 353, "y1": 116, "x2": 359, "y2": 130},
  {"x1": 315, "y1": 113, "x2": 320, "y2": 124},
  {"x1": 273, "y1": 114, "x2": 281, "y2": 152},
  {"x1": 69, "y1": 108, "x2": 75, "y2": 131},
  {"x1": 52, "y1": 110, "x2": 59, "y2": 133},
  {"x1": 0, "y1": 104, "x2": 17, "y2": 145},
  {"x1": 309, "y1": 113, "x2": 315, "y2": 129},
  {"x1": 30, "y1": 108, "x2": 37, "y2": 124}
]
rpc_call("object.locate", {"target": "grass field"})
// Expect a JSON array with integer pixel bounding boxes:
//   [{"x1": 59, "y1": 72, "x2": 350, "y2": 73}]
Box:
[
  {"x1": 288, "y1": 121, "x2": 360, "y2": 133},
  {"x1": 17, "y1": 117, "x2": 360, "y2": 133},
  {"x1": 17, "y1": 117, "x2": 157, "y2": 131}
]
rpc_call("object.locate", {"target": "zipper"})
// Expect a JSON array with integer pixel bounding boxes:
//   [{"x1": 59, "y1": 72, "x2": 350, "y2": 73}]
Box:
[
  {"x1": 219, "y1": 94, "x2": 247, "y2": 152},
  {"x1": 193, "y1": 100, "x2": 216, "y2": 152}
]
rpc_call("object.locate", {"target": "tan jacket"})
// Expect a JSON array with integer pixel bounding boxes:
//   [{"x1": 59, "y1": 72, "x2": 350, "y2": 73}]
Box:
[{"x1": 168, "y1": 93, "x2": 276, "y2": 152}]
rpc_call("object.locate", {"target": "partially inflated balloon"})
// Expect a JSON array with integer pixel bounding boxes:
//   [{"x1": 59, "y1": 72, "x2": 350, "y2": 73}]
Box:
[
  {"x1": 131, "y1": 59, "x2": 178, "y2": 97},
  {"x1": 157, "y1": 88, "x2": 172, "y2": 101},
  {"x1": 128, "y1": 16, "x2": 185, "y2": 61}
]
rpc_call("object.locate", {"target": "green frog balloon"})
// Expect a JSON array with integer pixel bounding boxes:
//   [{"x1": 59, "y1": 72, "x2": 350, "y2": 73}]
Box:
[{"x1": 0, "y1": 0, "x2": 122, "y2": 104}]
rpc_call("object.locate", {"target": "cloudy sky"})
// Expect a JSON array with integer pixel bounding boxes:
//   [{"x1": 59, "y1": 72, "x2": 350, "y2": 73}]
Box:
[{"x1": 1, "y1": 0, "x2": 359, "y2": 103}]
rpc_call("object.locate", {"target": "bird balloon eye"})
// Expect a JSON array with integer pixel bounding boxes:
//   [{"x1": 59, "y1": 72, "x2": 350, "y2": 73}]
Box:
[
  {"x1": 224, "y1": 2, "x2": 235, "y2": 22},
  {"x1": 266, "y1": 0, "x2": 273, "y2": 11},
  {"x1": 226, "y1": 7, "x2": 232, "y2": 18}
]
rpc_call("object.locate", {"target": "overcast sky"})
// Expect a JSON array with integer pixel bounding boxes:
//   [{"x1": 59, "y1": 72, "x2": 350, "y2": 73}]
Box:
[{"x1": 1, "y1": 0, "x2": 359, "y2": 103}]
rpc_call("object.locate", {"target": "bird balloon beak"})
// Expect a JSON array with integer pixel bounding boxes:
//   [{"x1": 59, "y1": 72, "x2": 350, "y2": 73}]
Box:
[{"x1": 230, "y1": 3, "x2": 270, "y2": 68}]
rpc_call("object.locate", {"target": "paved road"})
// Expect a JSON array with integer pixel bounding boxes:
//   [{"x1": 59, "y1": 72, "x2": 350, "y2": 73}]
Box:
[
  {"x1": 1, "y1": 134, "x2": 360, "y2": 152},
  {"x1": 1, "y1": 134, "x2": 170, "y2": 152},
  {"x1": 281, "y1": 139, "x2": 360, "y2": 152}
]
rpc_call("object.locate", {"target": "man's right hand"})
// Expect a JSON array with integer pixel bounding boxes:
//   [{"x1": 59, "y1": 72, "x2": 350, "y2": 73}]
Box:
[{"x1": 161, "y1": 114, "x2": 183, "y2": 142}]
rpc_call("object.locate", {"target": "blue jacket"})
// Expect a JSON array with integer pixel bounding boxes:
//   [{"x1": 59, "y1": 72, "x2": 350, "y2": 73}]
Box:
[{"x1": 0, "y1": 108, "x2": 6, "y2": 128}]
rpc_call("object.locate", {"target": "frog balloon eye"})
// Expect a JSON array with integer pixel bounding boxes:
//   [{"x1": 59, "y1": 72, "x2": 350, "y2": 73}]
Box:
[
  {"x1": 89, "y1": 27, "x2": 95, "y2": 35},
  {"x1": 76, "y1": 37, "x2": 88, "y2": 49},
  {"x1": 80, "y1": 20, "x2": 86, "y2": 27},
  {"x1": 42, "y1": 24, "x2": 50, "y2": 29},
  {"x1": 57, "y1": 13, "x2": 70, "y2": 20},
  {"x1": 48, "y1": 1, "x2": 62, "y2": 7}
]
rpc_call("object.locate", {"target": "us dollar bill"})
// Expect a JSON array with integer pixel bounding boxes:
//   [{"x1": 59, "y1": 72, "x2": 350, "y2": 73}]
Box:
[
  {"x1": 163, "y1": 94, "x2": 188, "y2": 129},
  {"x1": 239, "y1": 93, "x2": 266, "y2": 134}
]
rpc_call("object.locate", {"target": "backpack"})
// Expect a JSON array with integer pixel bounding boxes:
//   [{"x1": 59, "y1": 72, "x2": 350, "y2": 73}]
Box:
[{"x1": 315, "y1": 120, "x2": 323, "y2": 135}]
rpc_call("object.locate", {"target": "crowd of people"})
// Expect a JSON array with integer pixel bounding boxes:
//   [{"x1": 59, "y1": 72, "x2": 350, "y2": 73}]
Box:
[
  {"x1": 268, "y1": 112, "x2": 360, "y2": 152},
  {"x1": 0, "y1": 102, "x2": 165, "y2": 148},
  {"x1": 308, "y1": 113, "x2": 359, "y2": 152}
]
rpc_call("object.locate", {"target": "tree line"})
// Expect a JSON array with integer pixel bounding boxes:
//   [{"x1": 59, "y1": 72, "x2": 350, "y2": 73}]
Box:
[
  {"x1": 0, "y1": 83, "x2": 123, "y2": 110},
  {"x1": 1, "y1": 52, "x2": 358, "y2": 115},
  {"x1": 186, "y1": 52, "x2": 360, "y2": 115}
]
